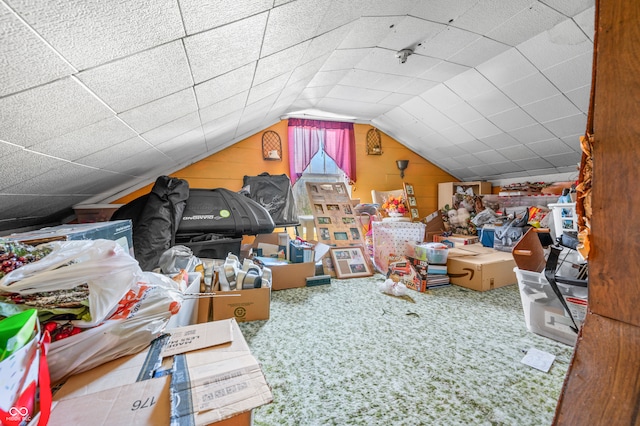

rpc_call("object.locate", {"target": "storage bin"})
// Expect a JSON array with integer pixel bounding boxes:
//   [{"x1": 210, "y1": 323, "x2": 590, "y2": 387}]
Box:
[
  {"x1": 548, "y1": 202, "x2": 578, "y2": 239},
  {"x1": 514, "y1": 267, "x2": 588, "y2": 346},
  {"x1": 423, "y1": 242, "x2": 449, "y2": 264}
]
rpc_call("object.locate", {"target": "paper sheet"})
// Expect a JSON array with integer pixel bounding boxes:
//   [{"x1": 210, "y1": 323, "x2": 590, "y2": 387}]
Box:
[{"x1": 521, "y1": 347, "x2": 555, "y2": 372}]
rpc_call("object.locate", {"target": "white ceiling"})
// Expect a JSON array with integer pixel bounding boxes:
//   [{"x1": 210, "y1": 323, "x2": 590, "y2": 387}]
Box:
[{"x1": 0, "y1": 0, "x2": 594, "y2": 230}]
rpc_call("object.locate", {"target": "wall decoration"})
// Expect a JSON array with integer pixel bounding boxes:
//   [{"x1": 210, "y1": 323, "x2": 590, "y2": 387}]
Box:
[
  {"x1": 403, "y1": 182, "x2": 420, "y2": 222},
  {"x1": 330, "y1": 246, "x2": 372, "y2": 278}
]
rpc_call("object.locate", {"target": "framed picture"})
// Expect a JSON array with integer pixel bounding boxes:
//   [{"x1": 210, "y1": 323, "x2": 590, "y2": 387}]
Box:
[
  {"x1": 410, "y1": 208, "x2": 419, "y2": 219},
  {"x1": 317, "y1": 217, "x2": 332, "y2": 224},
  {"x1": 408, "y1": 196, "x2": 417, "y2": 206},
  {"x1": 404, "y1": 183, "x2": 414, "y2": 196},
  {"x1": 330, "y1": 246, "x2": 372, "y2": 278}
]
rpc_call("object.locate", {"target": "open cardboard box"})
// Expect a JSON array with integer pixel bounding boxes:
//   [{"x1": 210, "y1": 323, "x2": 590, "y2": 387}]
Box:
[
  {"x1": 211, "y1": 282, "x2": 270, "y2": 322},
  {"x1": 43, "y1": 319, "x2": 272, "y2": 426}
]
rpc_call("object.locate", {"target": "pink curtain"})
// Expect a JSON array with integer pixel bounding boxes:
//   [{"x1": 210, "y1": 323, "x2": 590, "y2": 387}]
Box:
[{"x1": 288, "y1": 119, "x2": 356, "y2": 185}]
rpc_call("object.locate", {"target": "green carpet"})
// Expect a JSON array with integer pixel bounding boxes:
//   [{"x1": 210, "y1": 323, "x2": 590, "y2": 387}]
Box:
[{"x1": 239, "y1": 275, "x2": 574, "y2": 426}]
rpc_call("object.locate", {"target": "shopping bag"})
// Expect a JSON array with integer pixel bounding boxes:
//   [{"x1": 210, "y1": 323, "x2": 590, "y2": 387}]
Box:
[{"x1": 0, "y1": 311, "x2": 51, "y2": 426}]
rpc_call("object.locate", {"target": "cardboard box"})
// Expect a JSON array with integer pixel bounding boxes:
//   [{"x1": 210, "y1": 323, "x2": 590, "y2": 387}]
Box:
[
  {"x1": 46, "y1": 319, "x2": 272, "y2": 425},
  {"x1": 3, "y1": 220, "x2": 134, "y2": 256},
  {"x1": 166, "y1": 273, "x2": 201, "y2": 329},
  {"x1": 252, "y1": 234, "x2": 316, "y2": 290},
  {"x1": 434, "y1": 234, "x2": 479, "y2": 246},
  {"x1": 212, "y1": 282, "x2": 270, "y2": 322},
  {"x1": 447, "y1": 251, "x2": 517, "y2": 291}
]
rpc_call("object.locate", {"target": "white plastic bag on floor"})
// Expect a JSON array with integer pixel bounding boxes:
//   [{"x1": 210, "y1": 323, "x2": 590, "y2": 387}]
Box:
[
  {"x1": 46, "y1": 271, "x2": 183, "y2": 383},
  {"x1": 0, "y1": 239, "x2": 141, "y2": 327}
]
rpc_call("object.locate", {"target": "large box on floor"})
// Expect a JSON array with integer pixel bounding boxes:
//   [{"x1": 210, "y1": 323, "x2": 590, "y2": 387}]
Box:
[
  {"x1": 251, "y1": 234, "x2": 316, "y2": 290},
  {"x1": 447, "y1": 251, "x2": 517, "y2": 291},
  {"x1": 2, "y1": 220, "x2": 134, "y2": 256},
  {"x1": 212, "y1": 282, "x2": 270, "y2": 322},
  {"x1": 514, "y1": 267, "x2": 587, "y2": 346},
  {"x1": 45, "y1": 319, "x2": 272, "y2": 425}
]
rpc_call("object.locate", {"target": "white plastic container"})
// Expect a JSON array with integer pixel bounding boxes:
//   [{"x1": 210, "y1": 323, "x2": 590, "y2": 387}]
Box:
[
  {"x1": 424, "y1": 242, "x2": 449, "y2": 265},
  {"x1": 548, "y1": 202, "x2": 578, "y2": 239},
  {"x1": 514, "y1": 267, "x2": 588, "y2": 346}
]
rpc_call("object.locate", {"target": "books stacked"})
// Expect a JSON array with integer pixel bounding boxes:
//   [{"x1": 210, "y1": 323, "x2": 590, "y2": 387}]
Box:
[{"x1": 408, "y1": 257, "x2": 451, "y2": 290}]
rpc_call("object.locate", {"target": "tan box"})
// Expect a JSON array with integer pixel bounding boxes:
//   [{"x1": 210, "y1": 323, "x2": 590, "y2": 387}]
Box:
[
  {"x1": 212, "y1": 282, "x2": 270, "y2": 322},
  {"x1": 46, "y1": 320, "x2": 272, "y2": 425},
  {"x1": 447, "y1": 251, "x2": 517, "y2": 291},
  {"x1": 252, "y1": 233, "x2": 316, "y2": 290}
]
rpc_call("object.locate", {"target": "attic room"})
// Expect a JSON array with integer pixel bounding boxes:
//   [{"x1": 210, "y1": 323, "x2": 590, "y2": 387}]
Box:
[{"x1": 1, "y1": 0, "x2": 639, "y2": 425}]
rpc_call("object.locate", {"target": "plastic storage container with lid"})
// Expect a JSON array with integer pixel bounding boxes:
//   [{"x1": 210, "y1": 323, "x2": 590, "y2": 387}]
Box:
[{"x1": 415, "y1": 242, "x2": 449, "y2": 265}]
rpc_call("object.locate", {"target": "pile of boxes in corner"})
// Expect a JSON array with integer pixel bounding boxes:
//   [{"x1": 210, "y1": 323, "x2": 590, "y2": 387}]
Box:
[{"x1": 0, "y1": 220, "x2": 274, "y2": 426}]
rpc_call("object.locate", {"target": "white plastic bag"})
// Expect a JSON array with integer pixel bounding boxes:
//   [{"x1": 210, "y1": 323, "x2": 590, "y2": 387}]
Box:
[
  {"x1": 46, "y1": 271, "x2": 183, "y2": 383},
  {"x1": 0, "y1": 239, "x2": 142, "y2": 327}
]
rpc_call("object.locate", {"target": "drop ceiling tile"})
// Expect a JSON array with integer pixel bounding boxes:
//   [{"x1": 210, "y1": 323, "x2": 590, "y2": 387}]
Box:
[
  {"x1": 118, "y1": 89, "x2": 198, "y2": 133},
  {"x1": 527, "y1": 138, "x2": 573, "y2": 156},
  {"x1": 337, "y1": 16, "x2": 396, "y2": 49},
  {"x1": 501, "y1": 73, "x2": 561, "y2": 106},
  {"x1": 479, "y1": 133, "x2": 521, "y2": 149},
  {"x1": 321, "y1": 49, "x2": 370, "y2": 72},
  {"x1": 402, "y1": 97, "x2": 456, "y2": 130},
  {"x1": 574, "y1": 6, "x2": 596, "y2": 42},
  {"x1": 451, "y1": 0, "x2": 531, "y2": 35},
  {"x1": 518, "y1": 19, "x2": 593, "y2": 71},
  {"x1": 255, "y1": 41, "x2": 310, "y2": 85},
  {"x1": 410, "y1": 0, "x2": 478, "y2": 24},
  {"x1": 434, "y1": 144, "x2": 468, "y2": 158},
  {"x1": 194, "y1": 63, "x2": 256, "y2": 108},
  {"x1": 521, "y1": 94, "x2": 581, "y2": 123},
  {"x1": 542, "y1": 52, "x2": 593, "y2": 92},
  {"x1": 454, "y1": 153, "x2": 485, "y2": 168},
  {"x1": 446, "y1": 69, "x2": 496, "y2": 100},
  {"x1": 178, "y1": 0, "x2": 272, "y2": 35},
  {"x1": 313, "y1": 2, "x2": 360, "y2": 36},
  {"x1": 77, "y1": 41, "x2": 193, "y2": 112},
  {"x1": 290, "y1": 55, "x2": 328, "y2": 85},
  {"x1": 542, "y1": 114, "x2": 587, "y2": 138},
  {"x1": 461, "y1": 118, "x2": 502, "y2": 139},
  {"x1": 561, "y1": 135, "x2": 582, "y2": 152},
  {"x1": 379, "y1": 92, "x2": 414, "y2": 106},
  {"x1": 509, "y1": 123, "x2": 556, "y2": 144},
  {"x1": 488, "y1": 108, "x2": 536, "y2": 132},
  {"x1": 337, "y1": 69, "x2": 382, "y2": 89},
  {"x1": 447, "y1": 36, "x2": 511, "y2": 67},
  {"x1": 513, "y1": 157, "x2": 555, "y2": 170},
  {"x1": 325, "y1": 85, "x2": 388, "y2": 103},
  {"x1": 141, "y1": 112, "x2": 202, "y2": 145},
  {"x1": 430, "y1": 156, "x2": 461, "y2": 170},
  {"x1": 395, "y1": 78, "x2": 439, "y2": 96},
  {"x1": 420, "y1": 61, "x2": 470, "y2": 83},
  {"x1": 0, "y1": 7, "x2": 74, "y2": 97},
  {"x1": 414, "y1": 25, "x2": 480, "y2": 60},
  {"x1": 315, "y1": 98, "x2": 389, "y2": 119},
  {"x1": 0, "y1": 150, "x2": 65, "y2": 190},
  {"x1": 491, "y1": 161, "x2": 526, "y2": 174},
  {"x1": 468, "y1": 163, "x2": 499, "y2": 176},
  {"x1": 486, "y1": 2, "x2": 565, "y2": 46},
  {"x1": 7, "y1": 163, "x2": 107, "y2": 195},
  {"x1": 299, "y1": 86, "x2": 333, "y2": 101},
  {"x1": 441, "y1": 103, "x2": 483, "y2": 125},
  {"x1": 7, "y1": 0, "x2": 184, "y2": 70},
  {"x1": 497, "y1": 144, "x2": 538, "y2": 161},
  {"x1": 184, "y1": 13, "x2": 267, "y2": 84},
  {"x1": 378, "y1": 16, "x2": 444, "y2": 51},
  {"x1": 245, "y1": 92, "x2": 279, "y2": 116},
  {"x1": 438, "y1": 126, "x2": 475, "y2": 144},
  {"x1": 76, "y1": 136, "x2": 151, "y2": 168},
  {"x1": 541, "y1": 0, "x2": 594, "y2": 18},
  {"x1": 472, "y1": 149, "x2": 508, "y2": 164},
  {"x1": 455, "y1": 140, "x2": 491, "y2": 154},
  {"x1": 417, "y1": 133, "x2": 451, "y2": 150},
  {"x1": 247, "y1": 73, "x2": 290, "y2": 105},
  {"x1": 262, "y1": 0, "x2": 331, "y2": 56},
  {"x1": 466, "y1": 90, "x2": 517, "y2": 116},
  {"x1": 156, "y1": 128, "x2": 207, "y2": 159},
  {"x1": 564, "y1": 85, "x2": 591, "y2": 113},
  {"x1": 0, "y1": 141, "x2": 22, "y2": 159},
  {"x1": 379, "y1": 107, "x2": 420, "y2": 126},
  {"x1": 0, "y1": 77, "x2": 112, "y2": 147},
  {"x1": 107, "y1": 148, "x2": 173, "y2": 176},
  {"x1": 422, "y1": 85, "x2": 464, "y2": 110},
  {"x1": 357, "y1": 48, "x2": 441, "y2": 78},
  {"x1": 307, "y1": 70, "x2": 350, "y2": 87},
  {"x1": 477, "y1": 49, "x2": 538, "y2": 87},
  {"x1": 353, "y1": 0, "x2": 417, "y2": 17},
  {"x1": 199, "y1": 92, "x2": 248, "y2": 123},
  {"x1": 29, "y1": 117, "x2": 137, "y2": 161}
]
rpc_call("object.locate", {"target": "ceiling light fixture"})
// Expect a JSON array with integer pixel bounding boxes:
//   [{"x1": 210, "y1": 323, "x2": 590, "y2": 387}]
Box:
[{"x1": 395, "y1": 48, "x2": 413, "y2": 64}]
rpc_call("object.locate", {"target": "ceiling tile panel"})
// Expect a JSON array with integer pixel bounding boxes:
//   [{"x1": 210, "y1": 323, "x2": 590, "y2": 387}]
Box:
[
  {"x1": 477, "y1": 49, "x2": 538, "y2": 87},
  {"x1": 542, "y1": 113, "x2": 587, "y2": 138},
  {"x1": 508, "y1": 123, "x2": 556, "y2": 144},
  {"x1": 414, "y1": 26, "x2": 479, "y2": 60},
  {"x1": 261, "y1": 0, "x2": 332, "y2": 56},
  {"x1": 541, "y1": 0, "x2": 595, "y2": 18},
  {"x1": 178, "y1": 0, "x2": 272, "y2": 35},
  {"x1": 77, "y1": 41, "x2": 193, "y2": 112},
  {"x1": 527, "y1": 138, "x2": 573, "y2": 156},
  {"x1": 0, "y1": 150, "x2": 65, "y2": 190},
  {"x1": 118, "y1": 89, "x2": 198, "y2": 133},
  {"x1": 472, "y1": 149, "x2": 508, "y2": 164},
  {"x1": 395, "y1": 78, "x2": 438, "y2": 96},
  {"x1": 518, "y1": 19, "x2": 593, "y2": 71},
  {"x1": 199, "y1": 91, "x2": 248, "y2": 123},
  {"x1": 7, "y1": 163, "x2": 107, "y2": 195},
  {"x1": 184, "y1": 13, "x2": 267, "y2": 83},
  {"x1": 420, "y1": 61, "x2": 470, "y2": 83},
  {"x1": 356, "y1": 48, "x2": 441, "y2": 78},
  {"x1": 0, "y1": 141, "x2": 22, "y2": 159},
  {"x1": 325, "y1": 85, "x2": 389, "y2": 103},
  {"x1": 497, "y1": 144, "x2": 538, "y2": 161},
  {"x1": 378, "y1": 92, "x2": 414, "y2": 106},
  {"x1": 486, "y1": 2, "x2": 565, "y2": 46},
  {"x1": 378, "y1": 16, "x2": 444, "y2": 51},
  {"x1": 254, "y1": 41, "x2": 310, "y2": 85},
  {"x1": 479, "y1": 133, "x2": 522, "y2": 150},
  {"x1": 0, "y1": 77, "x2": 112, "y2": 147},
  {"x1": 320, "y1": 49, "x2": 370, "y2": 71},
  {"x1": 29, "y1": 117, "x2": 137, "y2": 161},
  {"x1": 301, "y1": 26, "x2": 353, "y2": 64},
  {"x1": 0, "y1": 6, "x2": 74, "y2": 96},
  {"x1": 194, "y1": 63, "x2": 256, "y2": 108},
  {"x1": 337, "y1": 16, "x2": 396, "y2": 49},
  {"x1": 446, "y1": 69, "x2": 496, "y2": 100},
  {"x1": 434, "y1": 144, "x2": 468, "y2": 158},
  {"x1": 402, "y1": 97, "x2": 456, "y2": 130},
  {"x1": 466, "y1": 90, "x2": 517, "y2": 117},
  {"x1": 521, "y1": 94, "x2": 582, "y2": 123},
  {"x1": 289, "y1": 55, "x2": 328, "y2": 85},
  {"x1": 468, "y1": 163, "x2": 499, "y2": 176},
  {"x1": 141, "y1": 112, "x2": 202, "y2": 146},
  {"x1": 461, "y1": 118, "x2": 502, "y2": 139},
  {"x1": 454, "y1": 153, "x2": 486, "y2": 168},
  {"x1": 447, "y1": 36, "x2": 511, "y2": 67},
  {"x1": 564, "y1": 85, "x2": 591, "y2": 113},
  {"x1": 247, "y1": 73, "x2": 290, "y2": 105},
  {"x1": 441, "y1": 103, "x2": 484, "y2": 125},
  {"x1": 501, "y1": 73, "x2": 561, "y2": 106},
  {"x1": 574, "y1": 6, "x2": 596, "y2": 42},
  {"x1": 107, "y1": 148, "x2": 173, "y2": 176},
  {"x1": 438, "y1": 126, "x2": 475, "y2": 144},
  {"x1": 491, "y1": 161, "x2": 526, "y2": 174},
  {"x1": 541, "y1": 52, "x2": 593, "y2": 93},
  {"x1": 307, "y1": 70, "x2": 350, "y2": 87},
  {"x1": 451, "y1": 0, "x2": 532, "y2": 35},
  {"x1": 513, "y1": 157, "x2": 555, "y2": 170},
  {"x1": 6, "y1": 0, "x2": 184, "y2": 70},
  {"x1": 156, "y1": 128, "x2": 206, "y2": 159},
  {"x1": 421, "y1": 85, "x2": 464, "y2": 110},
  {"x1": 488, "y1": 107, "x2": 537, "y2": 132},
  {"x1": 76, "y1": 136, "x2": 152, "y2": 168},
  {"x1": 409, "y1": 0, "x2": 478, "y2": 25}
]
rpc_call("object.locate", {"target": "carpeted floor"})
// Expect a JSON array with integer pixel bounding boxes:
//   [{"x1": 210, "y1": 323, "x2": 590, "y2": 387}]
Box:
[{"x1": 238, "y1": 275, "x2": 575, "y2": 426}]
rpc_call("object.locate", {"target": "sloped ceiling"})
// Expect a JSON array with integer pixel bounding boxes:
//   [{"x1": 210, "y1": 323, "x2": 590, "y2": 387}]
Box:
[{"x1": 0, "y1": 0, "x2": 594, "y2": 230}]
